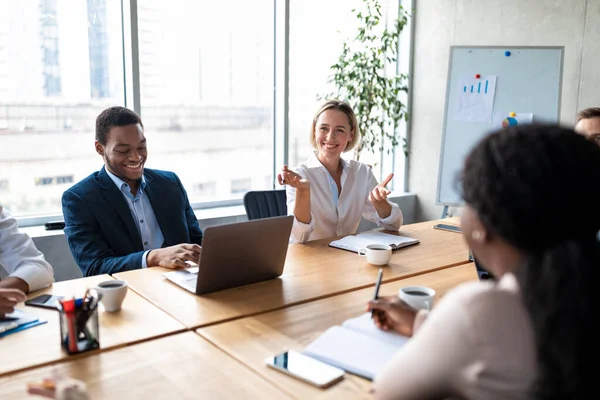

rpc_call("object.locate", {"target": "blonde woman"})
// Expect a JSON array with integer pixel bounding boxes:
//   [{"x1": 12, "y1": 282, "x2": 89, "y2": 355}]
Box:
[{"x1": 278, "y1": 100, "x2": 403, "y2": 243}]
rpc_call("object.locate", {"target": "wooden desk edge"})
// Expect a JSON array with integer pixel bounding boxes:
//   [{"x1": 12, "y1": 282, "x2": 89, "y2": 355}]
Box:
[
  {"x1": 184, "y1": 259, "x2": 473, "y2": 330},
  {"x1": 0, "y1": 326, "x2": 189, "y2": 379}
]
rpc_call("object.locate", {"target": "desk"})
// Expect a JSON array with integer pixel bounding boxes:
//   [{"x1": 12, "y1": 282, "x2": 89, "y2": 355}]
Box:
[
  {"x1": 115, "y1": 218, "x2": 469, "y2": 329},
  {"x1": 197, "y1": 263, "x2": 478, "y2": 399},
  {"x1": 0, "y1": 275, "x2": 185, "y2": 377},
  {"x1": 0, "y1": 332, "x2": 291, "y2": 399}
]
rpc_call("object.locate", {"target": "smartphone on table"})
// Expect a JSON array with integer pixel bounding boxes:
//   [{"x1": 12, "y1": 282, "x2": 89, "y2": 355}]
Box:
[
  {"x1": 265, "y1": 350, "x2": 345, "y2": 388},
  {"x1": 432, "y1": 223, "x2": 462, "y2": 233},
  {"x1": 24, "y1": 294, "x2": 63, "y2": 310}
]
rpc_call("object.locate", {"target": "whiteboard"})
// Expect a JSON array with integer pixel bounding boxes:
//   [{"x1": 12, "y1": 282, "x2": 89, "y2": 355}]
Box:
[{"x1": 436, "y1": 46, "x2": 563, "y2": 205}]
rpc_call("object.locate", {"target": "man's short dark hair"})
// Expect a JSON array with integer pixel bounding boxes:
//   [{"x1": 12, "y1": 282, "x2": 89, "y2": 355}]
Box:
[
  {"x1": 95, "y1": 106, "x2": 143, "y2": 145},
  {"x1": 576, "y1": 107, "x2": 600, "y2": 122}
]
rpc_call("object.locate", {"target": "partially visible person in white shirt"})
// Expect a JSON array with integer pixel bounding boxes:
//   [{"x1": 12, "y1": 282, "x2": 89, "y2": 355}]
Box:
[
  {"x1": 0, "y1": 204, "x2": 54, "y2": 293},
  {"x1": 278, "y1": 100, "x2": 403, "y2": 243}
]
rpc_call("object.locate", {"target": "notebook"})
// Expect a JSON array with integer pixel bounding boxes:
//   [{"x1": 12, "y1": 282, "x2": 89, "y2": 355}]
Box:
[
  {"x1": 329, "y1": 231, "x2": 420, "y2": 253},
  {"x1": 0, "y1": 309, "x2": 46, "y2": 338},
  {"x1": 302, "y1": 313, "x2": 409, "y2": 380}
]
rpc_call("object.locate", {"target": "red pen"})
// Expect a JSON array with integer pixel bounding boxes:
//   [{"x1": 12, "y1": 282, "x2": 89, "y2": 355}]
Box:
[{"x1": 61, "y1": 298, "x2": 78, "y2": 353}]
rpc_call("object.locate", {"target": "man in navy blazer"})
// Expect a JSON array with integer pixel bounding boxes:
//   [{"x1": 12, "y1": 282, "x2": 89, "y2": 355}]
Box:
[{"x1": 62, "y1": 106, "x2": 203, "y2": 276}]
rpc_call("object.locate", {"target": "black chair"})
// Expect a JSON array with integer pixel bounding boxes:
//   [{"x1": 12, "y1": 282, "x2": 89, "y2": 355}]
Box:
[{"x1": 243, "y1": 190, "x2": 287, "y2": 220}]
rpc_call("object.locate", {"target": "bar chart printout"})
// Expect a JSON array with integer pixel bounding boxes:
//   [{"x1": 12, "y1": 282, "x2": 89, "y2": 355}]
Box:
[{"x1": 453, "y1": 75, "x2": 497, "y2": 123}]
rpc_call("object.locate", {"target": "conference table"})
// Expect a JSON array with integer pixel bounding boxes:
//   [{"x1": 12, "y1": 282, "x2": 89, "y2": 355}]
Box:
[
  {"x1": 0, "y1": 275, "x2": 185, "y2": 378},
  {"x1": 115, "y1": 217, "x2": 469, "y2": 329},
  {"x1": 0, "y1": 332, "x2": 291, "y2": 400},
  {"x1": 0, "y1": 217, "x2": 475, "y2": 399},
  {"x1": 197, "y1": 263, "x2": 479, "y2": 399}
]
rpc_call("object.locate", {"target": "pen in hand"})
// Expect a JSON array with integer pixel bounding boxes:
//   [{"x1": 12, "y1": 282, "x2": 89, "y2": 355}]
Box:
[{"x1": 371, "y1": 268, "x2": 383, "y2": 318}]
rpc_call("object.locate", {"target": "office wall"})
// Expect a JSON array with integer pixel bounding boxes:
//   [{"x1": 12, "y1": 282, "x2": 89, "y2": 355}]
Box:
[
  {"x1": 27, "y1": 194, "x2": 417, "y2": 282},
  {"x1": 409, "y1": 0, "x2": 600, "y2": 221}
]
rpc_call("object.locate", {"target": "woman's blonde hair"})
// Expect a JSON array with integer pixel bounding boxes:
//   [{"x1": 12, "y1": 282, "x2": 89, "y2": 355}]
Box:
[{"x1": 310, "y1": 100, "x2": 360, "y2": 152}]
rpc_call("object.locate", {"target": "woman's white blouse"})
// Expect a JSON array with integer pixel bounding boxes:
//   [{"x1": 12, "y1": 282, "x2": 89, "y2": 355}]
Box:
[{"x1": 286, "y1": 153, "x2": 403, "y2": 243}]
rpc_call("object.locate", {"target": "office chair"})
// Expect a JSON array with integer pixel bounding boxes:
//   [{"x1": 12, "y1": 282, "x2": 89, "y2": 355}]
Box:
[{"x1": 243, "y1": 190, "x2": 287, "y2": 220}]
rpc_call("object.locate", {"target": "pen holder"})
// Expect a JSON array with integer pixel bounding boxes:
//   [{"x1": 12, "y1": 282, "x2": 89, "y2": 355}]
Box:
[{"x1": 57, "y1": 290, "x2": 101, "y2": 355}]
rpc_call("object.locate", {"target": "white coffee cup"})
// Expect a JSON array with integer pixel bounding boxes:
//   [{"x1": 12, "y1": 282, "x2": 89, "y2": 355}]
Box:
[
  {"x1": 358, "y1": 244, "x2": 392, "y2": 266},
  {"x1": 398, "y1": 286, "x2": 436, "y2": 310},
  {"x1": 94, "y1": 280, "x2": 128, "y2": 312}
]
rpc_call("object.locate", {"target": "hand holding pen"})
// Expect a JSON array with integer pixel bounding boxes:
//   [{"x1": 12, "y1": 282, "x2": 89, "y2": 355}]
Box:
[
  {"x1": 367, "y1": 269, "x2": 419, "y2": 337},
  {"x1": 370, "y1": 269, "x2": 383, "y2": 318}
]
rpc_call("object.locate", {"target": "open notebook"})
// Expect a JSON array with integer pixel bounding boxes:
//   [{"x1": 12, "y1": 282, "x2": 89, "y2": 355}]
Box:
[
  {"x1": 302, "y1": 313, "x2": 409, "y2": 380},
  {"x1": 329, "y1": 231, "x2": 420, "y2": 253}
]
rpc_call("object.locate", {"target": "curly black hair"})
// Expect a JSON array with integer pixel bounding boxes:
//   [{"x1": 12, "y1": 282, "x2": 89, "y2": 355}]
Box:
[
  {"x1": 95, "y1": 106, "x2": 143, "y2": 145},
  {"x1": 462, "y1": 124, "x2": 599, "y2": 400}
]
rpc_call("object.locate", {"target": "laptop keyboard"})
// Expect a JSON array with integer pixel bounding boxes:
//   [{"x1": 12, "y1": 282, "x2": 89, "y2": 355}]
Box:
[{"x1": 181, "y1": 275, "x2": 197, "y2": 291}]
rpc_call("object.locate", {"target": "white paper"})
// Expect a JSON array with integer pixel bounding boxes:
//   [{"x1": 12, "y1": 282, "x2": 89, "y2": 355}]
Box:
[
  {"x1": 454, "y1": 75, "x2": 497, "y2": 123},
  {"x1": 342, "y1": 313, "x2": 409, "y2": 348},
  {"x1": 303, "y1": 326, "x2": 400, "y2": 380}
]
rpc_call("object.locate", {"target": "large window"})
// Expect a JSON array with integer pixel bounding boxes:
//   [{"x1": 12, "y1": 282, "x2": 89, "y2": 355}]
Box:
[
  {"x1": 288, "y1": 0, "x2": 406, "y2": 188},
  {"x1": 2, "y1": 0, "x2": 410, "y2": 222},
  {"x1": 137, "y1": 0, "x2": 275, "y2": 204},
  {"x1": 0, "y1": 0, "x2": 125, "y2": 216}
]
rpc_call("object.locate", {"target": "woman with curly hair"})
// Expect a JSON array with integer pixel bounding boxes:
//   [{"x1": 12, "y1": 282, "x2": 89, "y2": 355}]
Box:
[{"x1": 369, "y1": 124, "x2": 598, "y2": 399}]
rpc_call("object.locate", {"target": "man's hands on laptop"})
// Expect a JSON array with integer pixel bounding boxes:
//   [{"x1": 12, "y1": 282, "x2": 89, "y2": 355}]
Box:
[{"x1": 147, "y1": 244, "x2": 202, "y2": 269}]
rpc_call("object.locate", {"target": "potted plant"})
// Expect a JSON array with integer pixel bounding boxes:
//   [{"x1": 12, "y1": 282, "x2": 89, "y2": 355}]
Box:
[{"x1": 322, "y1": 0, "x2": 410, "y2": 161}]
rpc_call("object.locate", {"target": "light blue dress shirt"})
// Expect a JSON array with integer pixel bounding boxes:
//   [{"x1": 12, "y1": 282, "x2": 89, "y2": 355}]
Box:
[
  {"x1": 105, "y1": 169, "x2": 164, "y2": 268},
  {"x1": 325, "y1": 171, "x2": 339, "y2": 207}
]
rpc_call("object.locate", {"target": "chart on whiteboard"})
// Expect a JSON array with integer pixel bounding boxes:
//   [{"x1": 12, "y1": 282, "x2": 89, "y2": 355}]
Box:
[{"x1": 453, "y1": 75, "x2": 497, "y2": 123}]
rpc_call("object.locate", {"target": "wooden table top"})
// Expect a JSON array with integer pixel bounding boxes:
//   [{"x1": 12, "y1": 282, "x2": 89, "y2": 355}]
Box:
[
  {"x1": 0, "y1": 275, "x2": 185, "y2": 377},
  {"x1": 0, "y1": 332, "x2": 291, "y2": 400},
  {"x1": 196, "y1": 263, "x2": 479, "y2": 399},
  {"x1": 114, "y1": 218, "x2": 469, "y2": 329}
]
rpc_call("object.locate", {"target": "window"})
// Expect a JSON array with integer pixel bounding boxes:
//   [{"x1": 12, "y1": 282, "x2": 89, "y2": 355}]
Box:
[
  {"x1": 193, "y1": 181, "x2": 216, "y2": 198},
  {"x1": 288, "y1": 0, "x2": 407, "y2": 189},
  {"x1": 288, "y1": 0, "x2": 365, "y2": 169},
  {"x1": 3, "y1": 1, "x2": 411, "y2": 223},
  {"x1": 230, "y1": 178, "x2": 252, "y2": 195},
  {"x1": 0, "y1": 0, "x2": 125, "y2": 216},
  {"x1": 137, "y1": 0, "x2": 275, "y2": 205}
]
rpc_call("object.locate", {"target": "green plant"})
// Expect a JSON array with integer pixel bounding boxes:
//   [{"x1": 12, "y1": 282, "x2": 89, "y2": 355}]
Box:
[{"x1": 322, "y1": 0, "x2": 409, "y2": 160}]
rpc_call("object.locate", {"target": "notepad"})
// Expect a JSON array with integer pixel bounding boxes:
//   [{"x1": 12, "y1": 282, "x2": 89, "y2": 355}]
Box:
[
  {"x1": 303, "y1": 313, "x2": 409, "y2": 380},
  {"x1": 0, "y1": 309, "x2": 46, "y2": 338},
  {"x1": 329, "y1": 231, "x2": 420, "y2": 253}
]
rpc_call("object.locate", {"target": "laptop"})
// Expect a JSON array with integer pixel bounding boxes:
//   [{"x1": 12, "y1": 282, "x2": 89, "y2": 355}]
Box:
[
  {"x1": 163, "y1": 215, "x2": 294, "y2": 295},
  {"x1": 469, "y1": 250, "x2": 494, "y2": 281}
]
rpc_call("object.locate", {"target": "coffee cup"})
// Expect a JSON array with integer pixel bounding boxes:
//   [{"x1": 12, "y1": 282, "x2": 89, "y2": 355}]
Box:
[
  {"x1": 398, "y1": 286, "x2": 436, "y2": 310},
  {"x1": 94, "y1": 280, "x2": 128, "y2": 312},
  {"x1": 358, "y1": 244, "x2": 392, "y2": 266}
]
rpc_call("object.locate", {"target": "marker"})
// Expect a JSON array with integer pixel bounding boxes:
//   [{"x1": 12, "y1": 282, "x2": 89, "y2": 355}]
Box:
[
  {"x1": 60, "y1": 298, "x2": 78, "y2": 353},
  {"x1": 371, "y1": 268, "x2": 383, "y2": 317}
]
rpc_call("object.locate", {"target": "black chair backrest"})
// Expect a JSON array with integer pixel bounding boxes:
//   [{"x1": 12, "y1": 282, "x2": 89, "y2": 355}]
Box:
[{"x1": 243, "y1": 190, "x2": 287, "y2": 220}]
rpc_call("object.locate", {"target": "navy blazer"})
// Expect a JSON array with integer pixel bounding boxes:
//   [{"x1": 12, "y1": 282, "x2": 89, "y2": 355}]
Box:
[{"x1": 62, "y1": 167, "x2": 203, "y2": 276}]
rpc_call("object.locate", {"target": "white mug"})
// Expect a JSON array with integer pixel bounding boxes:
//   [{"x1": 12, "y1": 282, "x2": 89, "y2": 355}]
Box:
[
  {"x1": 94, "y1": 280, "x2": 128, "y2": 312},
  {"x1": 398, "y1": 286, "x2": 436, "y2": 310},
  {"x1": 358, "y1": 244, "x2": 392, "y2": 266}
]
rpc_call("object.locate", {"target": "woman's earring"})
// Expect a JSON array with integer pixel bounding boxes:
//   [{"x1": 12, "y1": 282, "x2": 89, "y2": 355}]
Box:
[{"x1": 471, "y1": 230, "x2": 483, "y2": 241}]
